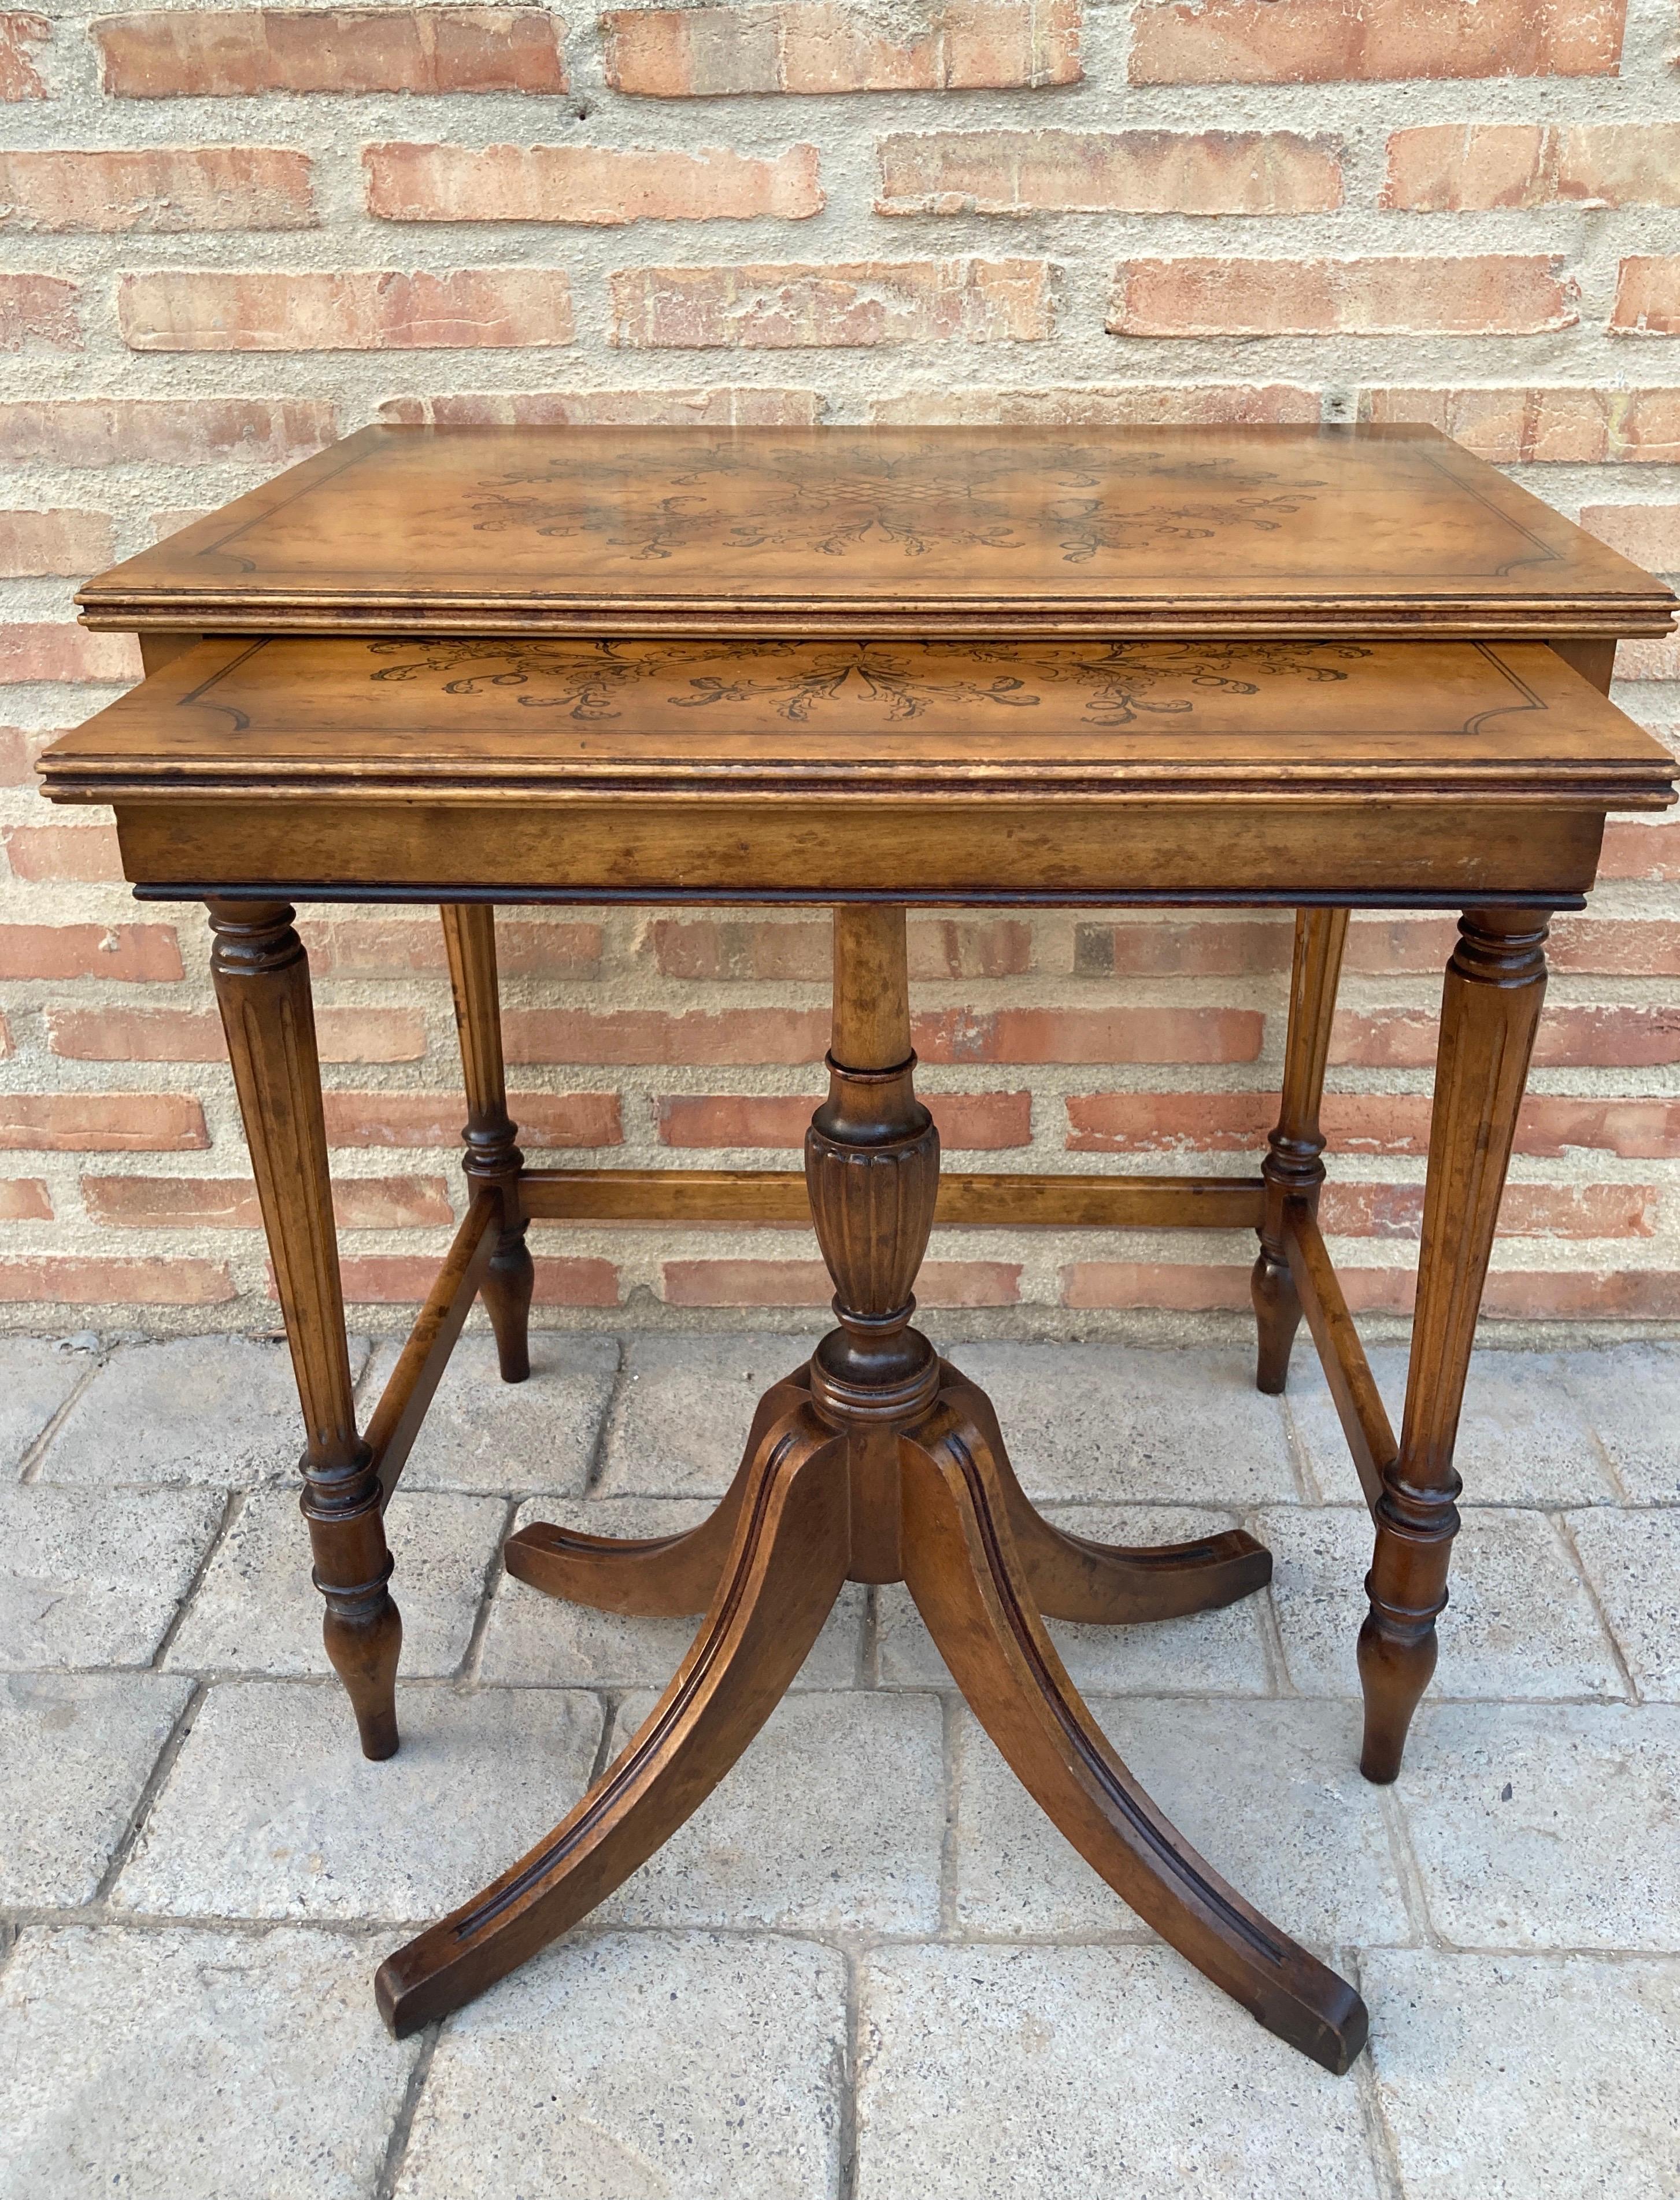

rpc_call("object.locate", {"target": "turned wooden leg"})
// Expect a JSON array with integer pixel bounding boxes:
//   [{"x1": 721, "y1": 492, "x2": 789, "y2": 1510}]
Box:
[
  {"x1": 900, "y1": 1390, "x2": 1367, "y2": 2074},
  {"x1": 1253, "y1": 907, "x2": 1349, "y2": 1393},
  {"x1": 210, "y1": 900, "x2": 401, "y2": 1761},
  {"x1": 441, "y1": 903, "x2": 532, "y2": 1383},
  {"x1": 1359, "y1": 908, "x2": 1548, "y2": 1784},
  {"x1": 375, "y1": 1391, "x2": 849, "y2": 2035}
]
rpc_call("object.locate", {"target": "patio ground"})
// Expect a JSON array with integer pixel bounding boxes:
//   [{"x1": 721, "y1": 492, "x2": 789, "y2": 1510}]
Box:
[{"x1": 2, "y1": 1327, "x2": 1678, "y2": 2198}]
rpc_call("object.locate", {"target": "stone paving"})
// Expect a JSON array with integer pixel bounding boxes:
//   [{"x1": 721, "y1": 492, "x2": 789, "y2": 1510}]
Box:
[{"x1": 2, "y1": 1326, "x2": 1678, "y2": 2198}]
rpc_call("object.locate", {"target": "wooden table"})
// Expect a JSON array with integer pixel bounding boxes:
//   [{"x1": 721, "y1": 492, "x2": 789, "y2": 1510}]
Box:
[{"x1": 49, "y1": 427, "x2": 1677, "y2": 2074}]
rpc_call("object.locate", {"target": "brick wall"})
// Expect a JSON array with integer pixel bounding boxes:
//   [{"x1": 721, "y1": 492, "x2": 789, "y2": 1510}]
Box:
[{"x1": 3, "y1": 0, "x2": 1679, "y2": 1335}]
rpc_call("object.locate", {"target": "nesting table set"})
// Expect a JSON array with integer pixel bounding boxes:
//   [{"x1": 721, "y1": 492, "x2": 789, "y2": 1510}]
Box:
[{"x1": 45, "y1": 426, "x2": 1676, "y2": 2072}]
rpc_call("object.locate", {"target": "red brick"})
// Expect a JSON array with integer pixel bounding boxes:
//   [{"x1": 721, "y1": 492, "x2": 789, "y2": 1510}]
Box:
[
  {"x1": 298, "y1": 914, "x2": 604, "y2": 978},
  {"x1": 1061, "y1": 1260, "x2": 1253, "y2": 1311},
  {"x1": 2, "y1": 822, "x2": 123, "y2": 879},
  {"x1": 876, "y1": 128, "x2": 1341, "y2": 216},
  {"x1": 1383, "y1": 124, "x2": 1680, "y2": 212},
  {"x1": 1066, "y1": 1092, "x2": 1275, "y2": 1152},
  {"x1": 0, "y1": 1095, "x2": 208, "y2": 1151},
  {"x1": 0, "y1": 922, "x2": 183, "y2": 980},
  {"x1": 1548, "y1": 915, "x2": 1680, "y2": 974},
  {"x1": 1342, "y1": 914, "x2": 1460, "y2": 974},
  {"x1": 1361, "y1": 386, "x2": 1680, "y2": 464},
  {"x1": 0, "y1": 1256, "x2": 234, "y2": 1304},
  {"x1": 1511, "y1": 1100, "x2": 1680, "y2": 1159},
  {"x1": 0, "y1": 623, "x2": 141, "y2": 683},
  {"x1": 365, "y1": 142, "x2": 823, "y2": 224},
  {"x1": 646, "y1": 915, "x2": 1030, "y2": 981},
  {"x1": 871, "y1": 383, "x2": 1321, "y2": 426},
  {"x1": 0, "y1": 147, "x2": 314, "y2": 231},
  {"x1": 320, "y1": 1089, "x2": 621, "y2": 1148},
  {"x1": 915, "y1": 1006, "x2": 1262, "y2": 1064},
  {"x1": 1320, "y1": 1180, "x2": 1657, "y2": 1240},
  {"x1": 0, "y1": 724, "x2": 54, "y2": 780},
  {"x1": 1611, "y1": 259, "x2": 1680, "y2": 337},
  {"x1": 94, "y1": 6, "x2": 567, "y2": 94},
  {"x1": 83, "y1": 1172, "x2": 453, "y2": 1229},
  {"x1": 1074, "y1": 917, "x2": 1292, "y2": 977},
  {"x1": 662, "y1": 1256, "x2": 1019, "y2": 1306},
  {"x1": 0, "y1": 272, "x2": 79, "y2": 350},
  {"x1": 119, "y1": 268, "x2": 575, "y2": 352},
  {"x1": 1578, "y1": 505, "x2": 1680, "y2": 574},
  {"x1": 603, "y1": 1, "x2": 1081, "y2": 95},
  {"x1": 0, "y1": 510, "x2": 114, "y2": 576},
  {"x1": 0, "y1": 396, "x2": 336, "y2": 466},
  {"x1": 46, "y1": 1005, "x2": 426, "y2": 1064},
  {"x1": 1, "y1": 12, "x2": 49, "y2": 97},
  {"x1": 328, "y1": 1254, "x2": 619, "y2": 1303},
  {"x1": 658, "y1": 1089, "x2": 1032, "y2": 1149},
  {"x1": 1320, "y1": 1096, "x2": 1434, "y2": 1154},
  {"x1": 1479, "y1": 1270, "x2": 1680, "y2": 1321},
  {"x1": 1109, "y1": 256, "x2": 1577, "y2": 338},
  {"x1": 610, "y1": 259, "x2": 1054, "y2": 348},
  {"x1": 1129, "y1": 0, "x2": 1625, "y2": 83},
  {"x1": 1330, "y1": 1004, "x2": 1680, "y2": 1070},
  {"x1": 1596, "y1": 823, "x2": 1680, "y2": 882},
  {"x1": 379, "y1": 388, "x2": 824, "y2": 427},
  {"x1": 504, "y1": 1008, "x2": 829, "y2": 1066},
  {"x1": 0, "y1": 1177, "x2": 50, "y2": 1219}
]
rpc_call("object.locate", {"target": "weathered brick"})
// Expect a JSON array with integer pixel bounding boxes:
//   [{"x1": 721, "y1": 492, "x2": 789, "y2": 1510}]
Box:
[
  {"x1": 0, "y1": 1256, "x2": 234, "y2": 1303},
  {"x1": 1073, "y1": 917, "x2": 1292, "y2": 978},
  {"x1": 0, "y1": 623, "x2": 141, "y2": 682},
  {"x1": 297, "y1": 914, "x2": 603, "y2": 977},
  {"x1": 118, "y1": 268, "x2": 575, "y2": 351},
  {"x1": 663, "y1": 1256, "x2": 1020, "y2": 1306},
  {"x1": 876, "y1": 128, "x2": 1341, "y2": 216},
  {"x1": 0, "y1": 1177, "x2": 50, "y2": 1219},
  {"x1": 0, "y1": 724, "x2": 54, "y2": 781},
  {"x1": 1480, "y1": 1270, "x2": 1680, "y2": 1321},
  {"x1": 0, "y1": 272, "x2": 79, "y2": 350},
  {"x1": 1383, "y1": 124, "x2": 1680, "y2": 212},
  {"x1": 94, "y1": 6, "x2": 568, "y2": 95},
  {"x1": 0, "y1": 510, "x2": 114, "y2": 576},
  {"x1": 1599, "y1": 822, "x2": 1680, "y2": 881},
  {"x1": 0, "y1": 1095, "x2": 208, "y2": 1151},
  {"x1": 0, "y1": 147, "x2": 314, "y2": 231},
  {"x1": 504, "y1": 1007, "x2": 829, "y2": 1064},
  {"x1": 1108, "y1": 256, "x2": 1578, "y2": 338},
  {"x1": 1611, "y1": 260, "x2": 1680, "y2": 338},
  {"x1": 1361, "y1": 386, "x2": 1680, "y2": 464},
  {"x1": 0, "y1": 923, "x2": 182, "y2": 981},
  {"x1": 0, "y1": 12, "x2": 48, "y2": 97},
  {"x1": 610, "y1": 258, "x2": 1053, "y2": 347},
  {"x1": 319, "y1": 1089, "x2": 621, "y2": 1148},
  {"x1": 328, "y1": 1253, "x2": 619, "y2": 1303},
  {"x1": 870, "y1": 383, "x2": 1321, "y2": 426},
  {"x1": 83, "y1": 1173, "x2": 453, "y2": 1229},
  {"x1": 46, "y1": 1005, "x2": 426, "y2": 1064},
  {"x1": 379, "y1": 388, "x2": 824, "y2": 426},
  {"x1": 1061, "y1": 1260, "x2": 1252, "y2": 1311},
  {"x1": 1065, "y1": 1092, "x2": 1275, "y2": 1152},
  {"x1": 2, "y1": 822, "x2": 123, "y2": 879},
  {"x1": 646, "y1": 915, "x2": 1031, "y2": 981},
  {"x1": 1578, "y1": 505, "x2": 1680, "y2": 574},
  {"x1": 0, "y1": 396, "x2": 336, "y2": 465},
  {"x1": 657, "y1": 1089, "x2": 1031, "y2": 1149},
  {"x1": 365, "y1": 142, "x2": 823, "y2": 224},
  {"x1": 1130, "y1": 0, "x2": 1625, "y2": 83},
  {"x1": 1320, "y1": 1180, "x2": 1657, "y2": 1240},
  {"x1": 1511, "y1": 1101, "x2": 1680, "y2": 1159},
  {"x1": 1343, "y1": 914, "x2": 1461, "y2": 973},
  {"x1": 914, "y1": 1006, "x2": 1262, "y2": 1064},
  {"x1": 1548, "y1": 915, "x2": 1680, "y2": 974},
  {"x1": 1330, "y1": 1004, "x2": 1680, "y2": 1070},
  {"x1": 603, "y1": 0, "x2": 1081, "y2": 95}
]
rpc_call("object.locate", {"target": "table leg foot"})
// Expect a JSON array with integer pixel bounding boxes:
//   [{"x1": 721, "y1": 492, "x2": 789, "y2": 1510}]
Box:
[
  {"x1": 481, "y1": 1223, "x2": 534, "y2": 1385},
  {"x1": 375, "y1": 1395, "x2": 849, "y2": 2039},
  {"x1": 1250, "y1": 1249, "x2": 1304, "y2": 1399},
  {"x1": 505, "y1": 1369, "x2": 811, "y2": 1617},
  {"x1": 900, "y1": 1381, "x2": 1367, "y2": 2076}
]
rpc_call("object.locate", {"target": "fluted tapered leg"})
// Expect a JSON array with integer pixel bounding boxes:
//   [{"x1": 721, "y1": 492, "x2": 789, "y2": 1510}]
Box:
[
  {"x1": 1359, "y1": 907, "x2": 1548, "y2": 1783},
  {"x1": 209, "y1": 899, "x2": 401, "y2": 1759},
  {"x1": 441, "y1": 903, "x2": 532, "y2": 1382}
]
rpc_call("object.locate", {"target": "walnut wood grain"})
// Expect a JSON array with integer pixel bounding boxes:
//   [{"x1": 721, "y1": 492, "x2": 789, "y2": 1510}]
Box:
[{"x1": 441, "y1": 903, "x2": 532, "y2": 1382}]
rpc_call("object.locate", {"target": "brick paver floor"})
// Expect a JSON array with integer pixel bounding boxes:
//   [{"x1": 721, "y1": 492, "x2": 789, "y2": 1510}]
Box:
[{"x1": 2, "y1": 1329, "x2": 1677, "y2": 2197}]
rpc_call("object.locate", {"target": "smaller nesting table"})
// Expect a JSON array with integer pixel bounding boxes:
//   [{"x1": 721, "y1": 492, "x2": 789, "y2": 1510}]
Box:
[{"x1": 40, "y1": 618, "x2": 1673, "y2": 2075}]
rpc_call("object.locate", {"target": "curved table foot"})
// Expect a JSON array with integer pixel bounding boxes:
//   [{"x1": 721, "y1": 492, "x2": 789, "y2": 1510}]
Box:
[
  {"x1": 376, "y1": 1395, "x2": 848, "y2": 2038},
  {"x1": 504, "y1": 1368, "x2": 812, "y2": 1617},
  {"x1": 900, "y1": 1382, "x2": 1367, "y2": 2075},
  {"x1": 938, "y1": 1362, "x2": 1273, "y2": 1625}
]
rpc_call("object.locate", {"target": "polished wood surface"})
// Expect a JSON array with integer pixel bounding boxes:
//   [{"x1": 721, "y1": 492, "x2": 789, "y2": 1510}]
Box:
[{"x1": 77, "y1": 424, "x2": 1675, "y2": 640}]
